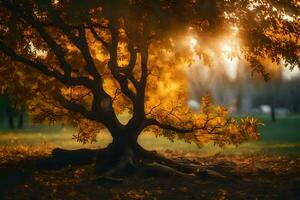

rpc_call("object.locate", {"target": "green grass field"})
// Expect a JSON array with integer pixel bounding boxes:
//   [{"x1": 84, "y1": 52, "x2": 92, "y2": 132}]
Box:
[{"x1": 0, "y1": 115, "x2": 300, "y2": 156}]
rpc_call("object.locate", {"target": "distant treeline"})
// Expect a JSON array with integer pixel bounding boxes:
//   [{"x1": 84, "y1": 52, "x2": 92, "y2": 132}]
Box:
[
  {"x1": 253, "y1": 77, "x2": 300, "y2": 114},
  {"x1": 0, "y1": 94, "x2": 25, "y2": 129}
]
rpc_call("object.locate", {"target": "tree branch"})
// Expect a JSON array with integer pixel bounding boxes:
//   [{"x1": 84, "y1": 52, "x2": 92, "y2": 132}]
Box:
[
  {"x1": 126, "y1": 42, "x2": 138, "y2": 72},
  {"x1": 0, "y1": 39, "x2": 105, "y2": 122},
  {"x1": 41, "y1": 22, "x2": 109, "y2": 30},
  {"x1": 2, "y1": 1, "x2": 117, "y2": 113},
  {"x1": 0, "y1": 40, "x2": 61, "y2": 79},
  {"x1": 145, "y1": 118, "x2": 204, "y2": 134},
  {"x1": 77, "y1": 25, "x2": 103, "y2": 81},
  {"x1": 107, "y1": 27, "x2": 137, "y2": 102},
  {"x1": 88, "y1": 20, "x2": 110, "y2": 50},
  {"x1": 125, "y1": 42, "x2": 139, "y2": 88},
  {"x1": 0, "y1": 39, "x2": 97, "y2": 86},
  {"x1": 133, "y1": 46, "x2": 149, "y2": 117},
  {"x1": 1, "y1": 0, "x2": 72, "y2": 76},
  {"x1": 45, "y1": 5, "x2": 104, "y2": 85},
  {"x1": 57, "y1": 95, "x2": 98, "y2": 121},
  {"x1": 0, "y1": 1, "x2": 131, "y2": 135}
]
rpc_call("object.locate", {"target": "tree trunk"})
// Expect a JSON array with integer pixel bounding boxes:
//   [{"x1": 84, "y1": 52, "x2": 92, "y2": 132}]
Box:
[
  {"x1": 50, "y1": 127, "x2": 206, "y2": 179},
  {"x1": 17, "y1": 106, "x2": 25, "y2": 129},
  {"x1": 95, "y1": 132, "x2": 140, "y2": 176},
  {"x1": 5, "y1": 105, "x2": 14, "y2": 129},
  {"x1": 271, "y1": 101, "x2": 276, "y2": 121}
]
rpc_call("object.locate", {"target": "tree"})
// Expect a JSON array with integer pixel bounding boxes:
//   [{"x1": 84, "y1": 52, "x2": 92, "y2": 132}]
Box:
[
  {"x1": 0, "y1": 94, "x2": 15, "y2": 129},
  {"x1": 0, "y1": 93, "x2": 26, "y2": 129},
  {"x1": 0, "y1": 0, "x2": 298, "y2": 176}
]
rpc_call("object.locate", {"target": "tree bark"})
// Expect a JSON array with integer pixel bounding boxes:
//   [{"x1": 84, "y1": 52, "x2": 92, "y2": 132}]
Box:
[
  {"x1": 95, "y1": 131, "x2": 140, "y2": 176},
  {"x1": 17, "y1": 106, "x2": 25, "y2": 129},
  {"x1": 5, "y1": 105, "x2": 14, "y2": 129},
  {"x1": 271, "y1": 101, "x2": 276, "y2": 121},
  {"x1": 49, "y1": 131, "x2": 224, "y2": 180}
]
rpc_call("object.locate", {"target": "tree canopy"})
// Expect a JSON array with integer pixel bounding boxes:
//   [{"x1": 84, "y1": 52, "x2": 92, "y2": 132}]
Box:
[{"x1": 0, "y1": 0, "x2": 298, "y2": 149}]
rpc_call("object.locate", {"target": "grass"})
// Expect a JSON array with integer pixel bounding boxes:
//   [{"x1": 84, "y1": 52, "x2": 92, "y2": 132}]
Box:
[
  {"x1": 259, "y1": 115, "x2": 300, "y2": 142},
  {"x1": 0, "y1": 115, "x2": 300, "y2": 155}
]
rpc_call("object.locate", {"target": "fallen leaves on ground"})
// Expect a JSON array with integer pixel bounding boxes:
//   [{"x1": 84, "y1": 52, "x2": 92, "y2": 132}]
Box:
[{"x1": 0, "y1": 145, "x2": 300, "y2": 200}]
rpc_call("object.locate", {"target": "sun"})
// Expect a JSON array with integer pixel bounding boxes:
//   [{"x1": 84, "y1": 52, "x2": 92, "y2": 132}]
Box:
[
  {"x1": 220, "y1": 43, "x2": 233, "y2": 55},
  {"x1": 189, "y1": 37, "x2": 198, "y2": 50}
]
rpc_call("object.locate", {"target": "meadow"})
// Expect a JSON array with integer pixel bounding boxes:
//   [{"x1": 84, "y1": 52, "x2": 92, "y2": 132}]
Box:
[{"x1": 0, "y1": 115, "x2": 300, "y2": 155}]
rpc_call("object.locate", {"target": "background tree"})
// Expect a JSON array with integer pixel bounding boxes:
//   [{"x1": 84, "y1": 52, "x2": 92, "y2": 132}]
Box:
[
  {"x1": 0, "y1": 52, "x2": 30, "y2": 129},
  {"x1": 0, "y1": 94, "x2": 15, "y2": 129},
  {"x1": 0, "y1": 94, "x2": 26, "y2": 129},
  {"x1": 0, "y1": 0, "x2": 298, "y2": 176}
]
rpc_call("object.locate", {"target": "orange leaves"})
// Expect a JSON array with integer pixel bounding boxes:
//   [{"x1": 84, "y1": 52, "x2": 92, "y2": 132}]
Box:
[
  {"x1": 196, "y1": 97, "x2": 261, "y2": 147},
  {"x1": 240, "y1": 117, "x2": 262, "y2": 140},
  {"x1": 148, "y1": 94, "x2": 261, "y2": 148},
  {"x1": 74, "y1": 168, "x2": 85, "y2": 179},
  {"x1": 72, "y1": 118, "x2": 104, "y2": 144},
  {"x1": 0, "y1": 144, "x2": 52, "y2": 165},
  {"x1": 194, "y1": 132, "x2": 212, "y2": 146}
]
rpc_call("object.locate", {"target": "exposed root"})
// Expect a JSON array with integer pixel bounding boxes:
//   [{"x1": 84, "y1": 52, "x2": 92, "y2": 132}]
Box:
[
  {"x1": 94, "y1": 176, "x2": 125, "y2": 185},
  {"x1": 196, "y1": 169, "x2": 226, "y2": 178},
  {"x1": 136, "y1": 147, "x2": 198, "y2": 174},
  {"x1": 100, "y1": 146, "x2": 136, "y2": 177},
  {"x1": 47, "y1": 146, "x2": 225, "y2": 180},
  {"x1": 36, "y1": 148, "x2": 100, "y2": 170},
  {"x1": 141, "y1": 161, "x2": 195, "y2": 178},
  {"x1": 136, "y1": 147, "x2": 226, "y2": 179},
  {"x1": 52, "y1": 148, "x2": 99, "y2": 164}
]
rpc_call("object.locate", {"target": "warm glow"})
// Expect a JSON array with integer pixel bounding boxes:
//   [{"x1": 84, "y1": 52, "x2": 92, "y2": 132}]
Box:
[
  {"x1": 281, "y1": 14, "x2": 294, "y2": 22},
  {"x1": 220, "y1": 42, "x2": 238, "y2": 80},
  {"x1": 282, "y1": 65, "x2": 300, "y2": 80},
  {"x1": 220, "y1": 43, "x2": 233, "y2": 55},
  {"x1": 188, "y1": 99, "x2": 200, "y2": 111},
  {"x1": 222, "y1": 55, "x2": 238, "y2": 80},
  {"x1": 231, "y1": 26, "x2": 239, "y2": 33},
  {"x1": 189, "y1": 37, "x2": 198, "y2": 50}
]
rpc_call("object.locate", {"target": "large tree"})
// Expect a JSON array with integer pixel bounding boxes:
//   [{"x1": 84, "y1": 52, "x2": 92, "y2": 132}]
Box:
[{"x1": 0, "y1": 0, "x2": 298, "y2": 176}]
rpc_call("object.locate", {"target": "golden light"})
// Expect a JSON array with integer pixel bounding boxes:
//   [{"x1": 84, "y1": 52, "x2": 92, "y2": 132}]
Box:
[
  {"x1": 187, "y1": 28, "x2": 242, "y2": 82},
  {"x1": 189, "y1": 37, "x2": 198, "y2": 50},
  {"x1": 282, "y1": 14, "x2": 294, "y2": 22},
  {"x1": 230, "y1": 26, "x2": 239, "y2": 34},
  {"x1": 222, "y1": 55, "x2": 238, "y2": 80},
  {"x1": 29, "y1": 42, "x2": 47, "y2": 58},
  {"x1": 220, "y1": 43, "x2": 233, "y2": 55},
  {"x1": 219, "y1": 42, "x2": 239, "y2": 80}
]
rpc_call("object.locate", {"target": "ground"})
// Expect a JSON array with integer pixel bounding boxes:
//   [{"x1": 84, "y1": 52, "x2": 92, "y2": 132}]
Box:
[
  {"x1": 0, "y1": 116, "x2": 300, "y2": 199},
  {"x1": 0, "y1": 145, "x2": 300, "y2": 200}
]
